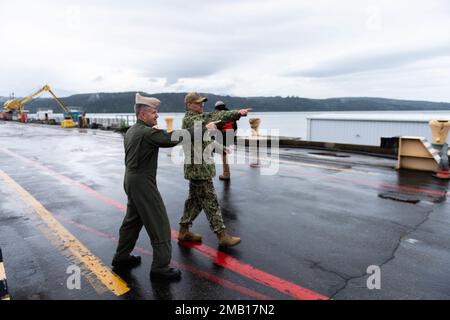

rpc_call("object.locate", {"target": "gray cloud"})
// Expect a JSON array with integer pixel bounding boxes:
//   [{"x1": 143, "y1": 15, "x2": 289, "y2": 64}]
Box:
[
  {"x1": 287, "y1": 44, "x2": 450, "y2": 78},
  {"x1": 1, "y1": 0, "x2": 450, "y2": 102},
  {"x1": 145, "y1": 55, "x2": 231, "y2": 85}
]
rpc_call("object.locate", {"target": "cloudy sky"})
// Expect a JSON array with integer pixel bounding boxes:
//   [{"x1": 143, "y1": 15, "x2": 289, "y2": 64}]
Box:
[{"x1": 1, "y1": 0, "x2": 450, "y2": 101}]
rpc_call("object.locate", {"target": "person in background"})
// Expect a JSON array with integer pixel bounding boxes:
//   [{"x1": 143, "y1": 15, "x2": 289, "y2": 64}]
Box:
[
  {"x1": 81, "y1": 112, "x2": 88, "y2": 128},
  {"x1": 212, "y1": 101, "x2": 238, "y2": 180}
]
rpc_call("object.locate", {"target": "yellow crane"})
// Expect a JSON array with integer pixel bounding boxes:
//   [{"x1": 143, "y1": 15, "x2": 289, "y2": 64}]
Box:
[{"x1": 3, "y1": 85, "x2": 77, "y2": 128}]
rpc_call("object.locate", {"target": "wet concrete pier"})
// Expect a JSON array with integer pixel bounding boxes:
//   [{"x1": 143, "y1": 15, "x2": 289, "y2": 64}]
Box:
[{"x1": 0, "y1": 121, "x2": 449, "y2": 300}]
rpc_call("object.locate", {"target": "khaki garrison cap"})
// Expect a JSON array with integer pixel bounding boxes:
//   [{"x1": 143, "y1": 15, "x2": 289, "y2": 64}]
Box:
[{"x1": 135, "y1": 93, "x2": 160, "y2": 109}]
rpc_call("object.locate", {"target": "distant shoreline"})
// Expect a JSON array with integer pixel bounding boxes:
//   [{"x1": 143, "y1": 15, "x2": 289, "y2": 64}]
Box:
[
  {"x1": 29, "y1": 109, "x2": 450, "y2": 114},
  {"x1": 5, "y1": 91, "x2": 450, "y2": 114}
]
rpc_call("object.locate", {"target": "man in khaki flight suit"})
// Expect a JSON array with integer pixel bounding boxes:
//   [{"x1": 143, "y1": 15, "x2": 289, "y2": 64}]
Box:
[{"x1": 112, "y1": 93, "x2": 216, "y2": 281}]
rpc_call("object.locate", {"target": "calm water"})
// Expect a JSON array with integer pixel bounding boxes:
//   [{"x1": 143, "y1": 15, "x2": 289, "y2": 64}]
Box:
[{"x1": 34, "y1": 111, "x2": 450, "y2": 139}]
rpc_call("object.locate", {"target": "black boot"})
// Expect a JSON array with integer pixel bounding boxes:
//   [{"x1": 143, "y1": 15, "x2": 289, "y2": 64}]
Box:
[
  {"x1": 150, "y1": 267, "x2": 182, "y2": 281},
  {"x1": 112, "y1": 255, "x2": 141, "y2": 269}
]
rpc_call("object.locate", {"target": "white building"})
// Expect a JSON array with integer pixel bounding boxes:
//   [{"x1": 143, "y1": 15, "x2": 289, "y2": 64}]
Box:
[
  {"x1": 36, "y1": 110, "x2": 54, "y2": 120},
  {"x1": 307, "y1": 112, "x2": 450, "y2": 146}
]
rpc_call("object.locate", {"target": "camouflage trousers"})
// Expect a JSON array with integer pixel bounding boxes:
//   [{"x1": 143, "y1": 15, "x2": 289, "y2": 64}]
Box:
[{"x1": 180, "y1": 179, "x2": 226, "y2": 233}]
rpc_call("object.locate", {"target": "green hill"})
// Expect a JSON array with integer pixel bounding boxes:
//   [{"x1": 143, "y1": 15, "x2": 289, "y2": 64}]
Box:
[{"x1": 4, "y1": 92, "x2": 450, "y2": 113}]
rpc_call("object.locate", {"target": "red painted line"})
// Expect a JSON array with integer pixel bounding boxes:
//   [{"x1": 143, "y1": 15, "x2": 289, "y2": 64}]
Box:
[
  {"x1": 136, "y1": 247, "x2": 273, "y2": 301},
  {"x1": 282, "y1": 168, "x2": 450, "y2": 198},
  {"x1": 2, "y1": 148, "x2": 329, "y2": 300},
  {"x1": 378, "y1": 183, "x2": 448, "y2": 197},
  {"x1": 55, "y1": 214, "x2": 271, "y2": 300},
  {"x1": 173, "y1": 231, "x2": 327, "y2": 300}
]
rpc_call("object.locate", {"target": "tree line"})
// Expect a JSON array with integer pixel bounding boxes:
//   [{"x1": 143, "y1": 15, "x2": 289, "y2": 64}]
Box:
[{"x1": 7, "y1": 91, "x2": 450, "y2": 113}]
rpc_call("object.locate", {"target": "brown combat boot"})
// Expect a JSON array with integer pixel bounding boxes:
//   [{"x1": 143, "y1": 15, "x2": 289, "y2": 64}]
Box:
[
  {"x1": 219, "y1": 154, "x2": 231, "y2": 180},
  {"x1": 217, "y1": 231, "x2": 241, "y2": 247},
  {"x1": 178, "y1": 225, "x2": 202, "y2": 242}
]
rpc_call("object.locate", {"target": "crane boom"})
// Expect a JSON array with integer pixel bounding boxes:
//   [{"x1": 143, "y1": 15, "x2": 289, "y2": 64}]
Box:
[
  {"x1": 18, "y1": 85, "x2": 50, "y2": 105},
  {"x1": 46, "y1": 87, "x2": 71, "y2": 115},
  {"x1": 2, "y1": 84, "x2": 77, "y2": 128}
]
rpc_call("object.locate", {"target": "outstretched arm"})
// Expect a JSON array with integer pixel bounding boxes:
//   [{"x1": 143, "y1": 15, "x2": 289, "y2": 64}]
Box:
[
  {"x1": 208, "y1": 108, "x2": 252, "y2": 123},
  {"x1": 144, "y1": 122, "x2": 219, "y2": 148}
]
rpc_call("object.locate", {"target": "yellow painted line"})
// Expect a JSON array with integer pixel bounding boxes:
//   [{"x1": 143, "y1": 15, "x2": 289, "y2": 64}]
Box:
[
  {"x1": 0, "y1": 266, "x2": 9, "y2": 300},
  {"x1": 0, "y1": 262, "x2": 6, "y2": 281},
  {"x1": 0, "y1": 170, "x2": 130, "y2": 296}
]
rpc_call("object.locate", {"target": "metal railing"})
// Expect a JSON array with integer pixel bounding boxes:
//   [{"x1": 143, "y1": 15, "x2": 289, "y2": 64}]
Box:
[{"x1": 90, "y1": 115, "x2": 137, "y2": 128}]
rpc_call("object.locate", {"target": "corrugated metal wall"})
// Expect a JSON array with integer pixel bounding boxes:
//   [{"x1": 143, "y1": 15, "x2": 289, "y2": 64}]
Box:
[{"x1": 307, "y1": 119, "x2": 443, "y2": 146}]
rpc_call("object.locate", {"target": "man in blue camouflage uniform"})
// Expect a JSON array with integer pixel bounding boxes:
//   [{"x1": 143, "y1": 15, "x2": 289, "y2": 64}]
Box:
[{"x1": 178, "y1": 92, "x2": 251, "y2": 247}]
